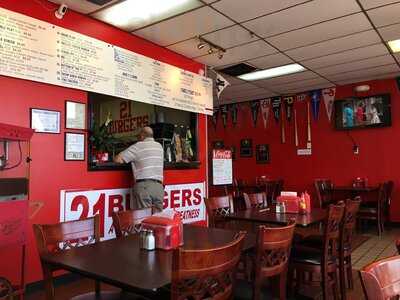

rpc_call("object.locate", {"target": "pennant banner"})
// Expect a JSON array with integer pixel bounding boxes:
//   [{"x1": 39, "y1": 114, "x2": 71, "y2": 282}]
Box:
[
  {"x1": 322, "y1": 87, "x2": 336, "y2": 122},
  {"x1": 284, "y1": 96, "x2": 294, "y2": 122},
  {"x1": 230, "y1": 103, "x2": 238, "y2": 126},
  {"x1": 215, "y1": 73, "x2": 230, "y2": 99},
  {"x1": 271, "y1": 97, "x2": 282, "y2": 123},
  {"x1": 221, "y1": 104, "x2": 228, "y2": 128},
  {"x1": 250, "y1": 100, "x2": 260, "y2": 127},
  {"x1": 296, "y1": 93, "x2": 307, "y2": 102},
  {"x1": 260, "y1": 98, "x2": 270, "y2": 129},
  {"x1": 310, "y1": 90, "x2": 321, "y2": 121},
  {"x1": 212, "y1": 107, "x2": 219, "y2": 130}
]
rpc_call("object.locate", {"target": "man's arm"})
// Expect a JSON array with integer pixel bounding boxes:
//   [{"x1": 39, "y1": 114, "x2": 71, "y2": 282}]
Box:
[{"x1": 113, "y1": 153, "x2": 125, "y2": 164}]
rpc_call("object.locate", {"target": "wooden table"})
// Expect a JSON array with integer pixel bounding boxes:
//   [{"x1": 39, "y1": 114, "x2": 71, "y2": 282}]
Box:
[
  {"x1": 329, "y1": 186, "x2": 379, "y2": 201},
  {"x1": 41, "y1": 225, "x2": 255, "y2": 296},
  {"x1": 225, "y1": 207, "x2": 326, "y2": 227}
]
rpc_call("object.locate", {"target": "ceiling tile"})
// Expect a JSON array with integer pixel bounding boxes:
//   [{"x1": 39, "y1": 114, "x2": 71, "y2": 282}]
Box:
[
  {"x1": 48, "y1": 0, "x2": 121, "y2": 14},
  {"x1": 302, "y1": 44, "x2": 389, "y2": 69},
  {"x1": 223, "y1": 83, "x2": 261, "y2": 93},
  {"x1": 211, "y1": 0, "x2": 310, "y2": 23},
  {"x1": 220, "y1": 91, "x2": 278, "y2": 103},
  {"x1": 359, "y1": 0, "x2": 400, "y2": 9},
  {"x1": 207, "y1": 71, "x2": 245, "y2": 86},
  {"x1": 133, "y1": 6, "x2": 234, "y2": 46},
  {"x1": 222, "y1": 87, "x2": 271, "y2": 98},
  {"x1": 255, "y1": 71, "x2": 319, "y2": 86},
  {"x1": 202, "y1": 25, "x2": 258, "y2": 49},
  {"x1": 195, "y1": 40, "x2": 277, "y2": 67},
  {"x1": 326, "y1": 64, "x2": 400, "y2": 81},
  {"x1": 378, "y1": 23, "x2": 400, "y2": 41},
  {"x1": 271, "y1": 77, "x2": 331, "y2": 92},
  {"x1": 246, "y1": 53, "x2": 294, "y2": 69},
  {"x1": 243, "y1": 0, "x2": 361, "y2": 38},
  {"x1": 283, "y1": 82, "x2": 334, "y2": 94},
  {"x1": 267, "y1": 13, "x2": 372, "y2": 50},
  {"x1": 167, "y1": 38, "x2": 210, "y2": 58},
  {"x1": 335, "y1": 71, "x2": 400, "y2": 85},
  {"x1": 317, "y1": 55, "x2": 396, "y2": 76},
  {"x1": 367, "y1": 2, "x2": 400, "y2": 27},
  {"x1": 284, "y1": 30, "x2": 380, "y2": 61}
]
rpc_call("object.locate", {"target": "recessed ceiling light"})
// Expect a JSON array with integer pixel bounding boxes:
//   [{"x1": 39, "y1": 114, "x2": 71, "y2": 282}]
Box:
[
  {"x1": 93, "y1": 0, "x2": 202, "y2": 31},
  {"x1": 237, "y1": 63, "x2": 306, "y2": 81},
  {"x1": 388, "y1": 39, "x2": 400, "y2": 53}
]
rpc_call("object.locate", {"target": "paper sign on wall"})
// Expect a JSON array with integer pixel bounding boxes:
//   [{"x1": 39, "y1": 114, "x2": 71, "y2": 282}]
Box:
[{"x1": 212, "y1": 149, "x2": 233, "y2": 185}]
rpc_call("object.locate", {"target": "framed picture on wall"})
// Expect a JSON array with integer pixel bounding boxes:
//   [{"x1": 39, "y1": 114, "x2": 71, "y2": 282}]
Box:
[
  {"x1": 230, "y1": 146, "x2": 236, "y2": 160},
  {"x1": 66, "y1": 101, "x2": 86, "y2": 130},
  {"x1": 65, "y1": 132, "x2": 85, "y2": 161},
  {"x1": 240, "y1": 139, "x2": 252, "y2": 157},
  {"x1": 256, "y1": 144, "x2": 270, "y2": 164},
  {"x1": 212, "y1": 140, "x2": 224, "y2": 149},
  {"x1": 30, "y1": 108, "x2": 60, "y2": 134}
]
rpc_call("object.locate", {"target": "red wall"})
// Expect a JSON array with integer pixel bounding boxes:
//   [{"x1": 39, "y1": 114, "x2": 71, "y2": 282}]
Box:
[
  {"x1": 0, "y1": 0, "x2": 207, "y2": 283},
  {"x1": 209, "y1": 78, "x2": 400, "y2": 221}
]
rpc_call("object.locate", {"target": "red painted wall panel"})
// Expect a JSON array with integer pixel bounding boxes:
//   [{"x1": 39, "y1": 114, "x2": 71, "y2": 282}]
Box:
[
  {"x1": 0, "y1": 0, "x2": 207, "y2": 283},
  {"x1": 209, "y1": 78, "x2": 400, "y2": 221}
]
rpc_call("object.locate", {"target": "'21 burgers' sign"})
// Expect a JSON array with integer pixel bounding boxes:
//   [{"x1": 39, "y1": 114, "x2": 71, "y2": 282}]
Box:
[{"x1": 60, "y1": 182, "x2": 205, "y2": 240}]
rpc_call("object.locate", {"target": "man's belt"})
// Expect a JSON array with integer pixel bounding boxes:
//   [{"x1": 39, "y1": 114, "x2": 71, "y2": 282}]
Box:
[{"x1": 136, "y1": 178, "x2": 163, "y2": 185}]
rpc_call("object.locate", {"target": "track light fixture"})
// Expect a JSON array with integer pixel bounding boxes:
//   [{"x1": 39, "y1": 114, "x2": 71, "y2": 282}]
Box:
[{"x1": 197, "y1": 36, "x2": 226, "y2": 59}]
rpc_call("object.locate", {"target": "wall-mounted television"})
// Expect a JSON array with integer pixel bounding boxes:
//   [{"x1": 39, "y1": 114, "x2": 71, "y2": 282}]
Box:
[{"x1": 334, "y1": 94, "x2": 391, "y2": 130}]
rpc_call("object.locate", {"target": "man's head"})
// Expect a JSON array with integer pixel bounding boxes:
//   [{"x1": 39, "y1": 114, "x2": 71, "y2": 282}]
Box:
[{"x1": 137, "y1": 126, "x2": 153, "y2": 141}]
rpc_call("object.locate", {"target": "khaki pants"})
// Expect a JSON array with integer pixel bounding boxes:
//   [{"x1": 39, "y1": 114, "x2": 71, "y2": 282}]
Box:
[{"x1": 132, "y1": 180, "x2": 164, "y2": 212}]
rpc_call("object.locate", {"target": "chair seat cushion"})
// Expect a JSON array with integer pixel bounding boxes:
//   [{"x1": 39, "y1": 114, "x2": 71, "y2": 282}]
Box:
[
  {"x1": 298, "y1": 234, "x2": 350, "y2": 252},
  {"x1": 291, "y1": 247, "x2": 323, "y2": 265},
  {"x1": 359, "y1": 207, "x2": 377, "y2": 214}
]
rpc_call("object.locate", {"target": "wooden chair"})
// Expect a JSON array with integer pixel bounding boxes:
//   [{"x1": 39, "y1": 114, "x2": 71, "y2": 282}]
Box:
[
  {"x1": 382, "y1": 180, "x2": 394, "y2": 231},
  {"x1": 339, "y1": 198, "x2": 361, "y2": 300},
  {"x1": 171, "y1": 231, "x2": 246, "y2": 300},
  {"x1": 253, "y1": 220, "x2": 296, "y2": 300},
  {"x1": 359, "y1": 255, "x2": 400, "y2": 300},
  {"x1": 314, "y1": 179, "x2": 334, "y2": 208},
  {"x1": 275, "y1": 179, "x2": 284, "y2": 198},
  {"x1": 290, "y1": 203, "x2": 345, "y2": 300},
  {"x1": 358, "y1": 183, "x2": 387, "y2": 235},
  {"x1": 111, "y1": 208, "x2": 152, "y2": 238},
  {"x1": 243, "y1": 192, "x2": 267, "y2": 210},
  {"x1": 33, "y1": 216, "x2": 121, "y2": 300},
  {"x1": 352, "y1": 177, "x2": 368, "y2": 188},
  {"x1": 205, "y1": 196, "x2": 234, "y2": 228},
  {"x1": 264, "y1": 180, "x2": 278, "y2": 204}
]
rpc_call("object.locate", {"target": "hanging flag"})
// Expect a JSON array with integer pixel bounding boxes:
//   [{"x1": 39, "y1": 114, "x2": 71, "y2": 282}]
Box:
[
  {"x1": 260, "y1": 98, "x2": 270, "y2": 129},
  {"x1": 250, "y1": 100, "x2": 260, "y2": 127},
  {"x1": 322, "y1": 87, "x2": 336, "y2": 122},
  {"x1": 230, "y1": 103, "x2": 238, "y2": 126},
  {"x1": 215, "y1": 73, "x2": 230, "y2": 99},
  {"x1": 310, "y1": 90, "x2": 321, "y2": 121},
  {"x1": 271, "y1": 97, "x2": 282, "y2": 123},
  {"x1": 284, "y1": 96, "x2": 294, "y2": 122},
  {"x1": 296, "y1": 93, "x2": 307, "y2": 102},
  {"x1": 221, "y1": 104, "x2": 228, "y2": 128},
  {"x1": 212, "y1": 107, "x2": 219, "y2": 130}
]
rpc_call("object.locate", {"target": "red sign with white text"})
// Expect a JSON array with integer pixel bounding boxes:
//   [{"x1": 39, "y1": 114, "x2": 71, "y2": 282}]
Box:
[{"x1": 60, "y1": 182, "x2": 205, "y2": 240}]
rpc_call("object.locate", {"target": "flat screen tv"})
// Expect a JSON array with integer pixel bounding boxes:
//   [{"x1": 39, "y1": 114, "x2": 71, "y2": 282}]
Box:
[{"x1": 334, "y1": 94, "x2": 391, "y2": 130}]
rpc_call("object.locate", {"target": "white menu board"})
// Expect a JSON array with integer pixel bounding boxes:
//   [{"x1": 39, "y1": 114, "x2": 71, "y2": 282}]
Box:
[
  {"x1": 0, "y1": 8, "x2": 213, "y2": 115},
  {"x1": 212, "y1": 149, "x2": 233, "y2": 185}
]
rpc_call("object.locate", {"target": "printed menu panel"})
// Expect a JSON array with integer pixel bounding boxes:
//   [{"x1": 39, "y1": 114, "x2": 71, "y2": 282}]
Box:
[{"x1": 0, "y1": 7, "x2": 213, "y2": 115}]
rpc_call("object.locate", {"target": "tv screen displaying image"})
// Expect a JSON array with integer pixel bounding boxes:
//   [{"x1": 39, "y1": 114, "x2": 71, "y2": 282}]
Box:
[{"x1": 334, "y1": 94, "x2": 391, "y2": 130}]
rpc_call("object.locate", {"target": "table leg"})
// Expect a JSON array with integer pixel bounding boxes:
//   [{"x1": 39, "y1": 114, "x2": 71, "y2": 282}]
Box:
[{"x1": 42, "y1": 265, "x2": 55, "y2": 300}]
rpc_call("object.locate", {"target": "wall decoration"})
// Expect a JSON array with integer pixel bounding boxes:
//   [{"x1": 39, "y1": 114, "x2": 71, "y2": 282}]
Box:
[
  {"x1": 221, "y1": 105, "x2": 228, "y2": 128},
  {"x1": 66, "y1": 101, "x2": 86, "y2": 130},
  {"x1": 284, "y1": 96, "x2": 294, "y2": 121},
  {"x1": 0, "y1": 7, "x2": 213, "y2": 116},
  {"x1": 30, "y1": 108, "x2": 60, "y2": 134},
  {"x1": 260, "y1": 99, "x2": 270, "y2": 129},
  {"x1": 271, "y1": 97, "x2": 282, "y2": 123},
  {"x1": 322, "y1": 87, "x2": 336, "y2": 122},
  {"x1": 212, "y1": 149, "x2": 232, "y2": 185},
  {"x1": 212, "y1": 107, "x2": 219, "y2": 130},
  {"x1": 250, "y1": 100, "x2": 260, "y2": 127},
  {"x1": 215, "y1": 73, "x2": 230, "y2": 99},
  {"x1": 212, "y1": 140, "x2": 224, "y2": 149},
  {"x1": 230, "y1": 146, "x2": 236, "y2": 160},
  {"x1": 230, "y1": 103, "x2": 238, "y2": 126},
  {"x1": 240, "y1": 139, "x2": 253, "y2": 157},
  {"x1": 310, "y1": 90, "x2": 321, "y2": 120},
  {"x1": 65, "y1": 132, "x2": 85, "y2": 161},
  {"x1": 296, "y1": 93, "x2": 307, "y2": 102},
  {"x1": 256, "y1": 144, "x2": 270, "y2": 164}
]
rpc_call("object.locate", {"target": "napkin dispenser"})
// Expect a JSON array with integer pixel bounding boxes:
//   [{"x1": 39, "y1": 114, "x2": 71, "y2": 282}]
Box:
[
  {"x1": 276, "y1": 195, "x2": 300, "y2": 213},
  {"x1": 142, "y1": 211, "x2": 183, "y2": 250}
]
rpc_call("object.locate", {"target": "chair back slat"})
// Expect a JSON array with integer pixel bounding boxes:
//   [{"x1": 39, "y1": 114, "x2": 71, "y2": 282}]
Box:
[
  {"x1": 112, "y1": 208, "x2": 152, "y2": 238},
  {"x1": 360, "y1": 255, "x2": 400, "y2": 300},
  {"x1": 314, "y1": 179, "x2": 334, "y2": 208},
  {"x1": 243, "y1": 192, "x2": 267, "y2": 209},
  {"x1": 341, "y1": 198, "x2": 361, "y2": 252},
  {"x1": 171, "y1": 232, "x2": 246, "y2": 300},
  {"x1": 323, "y1": 203, "x2": 345, "y2": 263},
  {"x1": 206, "y1": 196, "x2": 234, "y2": 228}
]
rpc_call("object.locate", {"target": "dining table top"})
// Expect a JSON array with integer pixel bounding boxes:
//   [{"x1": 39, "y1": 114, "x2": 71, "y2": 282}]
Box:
[
  {"x1": 42, "y1": 225, "x2": 255, "y2": 293},
  {"x1": 225, "y1": 207, "x2": 326, "y2": 227}
]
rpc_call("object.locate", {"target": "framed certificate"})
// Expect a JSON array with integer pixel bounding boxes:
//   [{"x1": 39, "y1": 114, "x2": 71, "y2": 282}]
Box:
[
  {"x1": 66, "y1": 101, "x2": 86, "y2": 130},
  {"x1": 256, "y1": 144, "x2": 270, "y2": 164},
  {"x1": 30, "y1": 108, "x2": 60, "y2": 134},
  {"x1": 65, "y1": 132, "x2": 85, "y2": 161}
]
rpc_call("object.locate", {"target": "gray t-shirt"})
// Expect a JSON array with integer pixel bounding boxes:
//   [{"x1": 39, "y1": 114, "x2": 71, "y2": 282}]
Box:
[{"x1": 120, "y1": 137, "x2": 164, "y2": 182}]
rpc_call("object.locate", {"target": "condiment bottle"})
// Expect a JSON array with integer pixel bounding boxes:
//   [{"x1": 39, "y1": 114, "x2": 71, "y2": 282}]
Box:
[{"x1": 146, "y1": 230, "x2": 155, "y2": 251}]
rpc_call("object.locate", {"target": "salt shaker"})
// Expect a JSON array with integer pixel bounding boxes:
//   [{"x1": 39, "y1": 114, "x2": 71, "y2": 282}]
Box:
[
  {"x1": 276, "y1": 203, "x2": 281, "y2": 213},
  {"x1": 146, "y1": 230, "x2": 155, "y2": 251},
  {"x1": 140, "y1": 229, "x2": 147, "y2": 249},
  {"x1": 281, "y1": 202, "x2": 286, "y2": 213}
]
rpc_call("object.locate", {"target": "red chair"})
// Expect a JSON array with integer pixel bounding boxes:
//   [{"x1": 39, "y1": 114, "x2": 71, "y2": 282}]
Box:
[
  {"x1": 111, "y1": 208, "x2": 152, "y2": 238},
  {"x1": 243, "y1": 192, "x2": 267, "y2": 209},
  {"x1": 360, "y1": 255, "x2": 400, "y2": 300}
]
